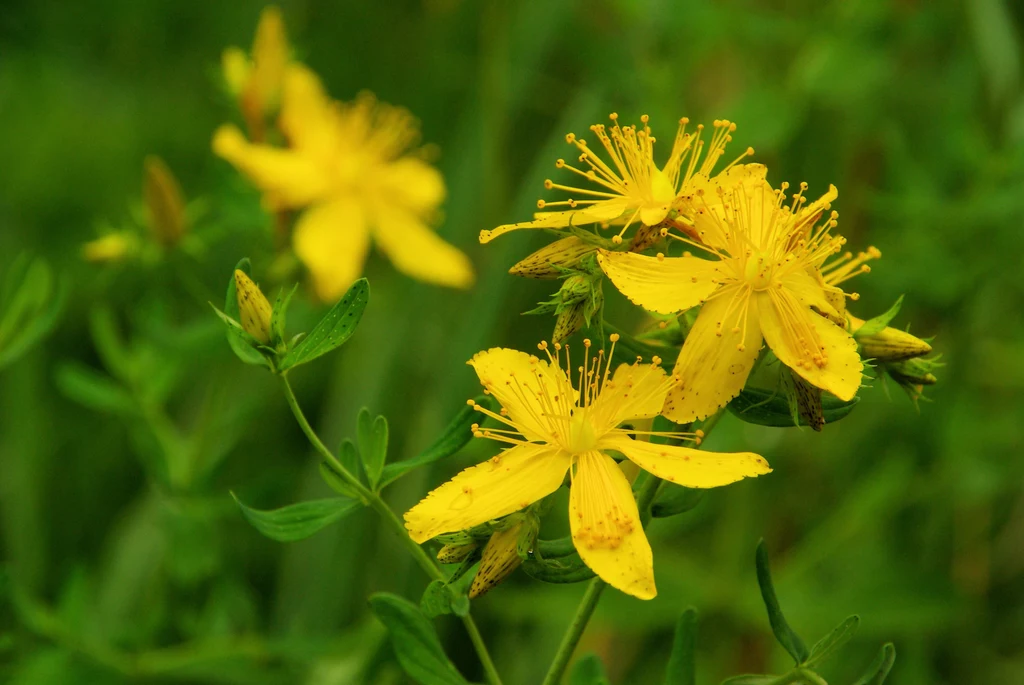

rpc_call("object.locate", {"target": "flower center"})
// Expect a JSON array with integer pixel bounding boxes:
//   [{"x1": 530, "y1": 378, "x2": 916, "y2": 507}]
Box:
[
  {"x1": 566, "y1": 412, "x2": 599, "y2": 454},
  {"x1": 743, "y1": 250, "x2": 774, "y2": 291}
]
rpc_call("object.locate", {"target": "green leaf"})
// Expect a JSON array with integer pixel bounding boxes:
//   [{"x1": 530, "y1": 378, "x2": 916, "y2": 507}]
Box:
[
  {"x1": 0, "y1": 254, "x2": 65, "y2": 371},
  {"x1": 755, "y1": 540, "x2": 808, "y2": 664},
  {"x1": 803, "y1": 615, "x2": 859, "y2": 668},
  {"x1": 369, "y1": 593, "x2": 471, "y2": 685},
  {"x1": 221, "y1": 258, "x2": 268, "y2": 367},
  {"x1": 664, "y1": 607, "x2": 697, "y2": 685},
  {"x1": 420, "y1": 580, "x2": 469, "y2": 619},
  {"x1": 357, "y1": 408, "x2": 388, "y2": 489},
  {"x1": 278, "y1": 278, "x2": 369, "y2": 370},
  {"x1": 232, "y1": 493, "x2": 360, "y2": 542},
  {"x1": 379, "y1": 395, "x2": 494, "y2": 488},
  {"x1": 535, "y1": 536, "x2": 576, "y2": 559},
  {"x1": 728, "y1": 387, "x2": 858, "y2": 428},
  {"x1": 652, "y1": 484, "x2": 705, "y2": 518},
  {"x1": 853, "y1": 296, "x2": 904, "y2": 338},
  {"x1": 851, "y1": 643, "x2": 896, "y2": 685},
  {"x1": 569, "y1": 654, "x2": 610, "y2": 685},
  {"x1": 54, "y1": 362, "x2": 137, "y2": 416},
  {"x1": 319, "y1": 460, "x2": 360, "y2": 498},
  {"x1": 271, "y1": 283, "x2": 298, "y2": 346},
  {"x1": 719, "y1": 676, "x2": 776, "y2": 685}
]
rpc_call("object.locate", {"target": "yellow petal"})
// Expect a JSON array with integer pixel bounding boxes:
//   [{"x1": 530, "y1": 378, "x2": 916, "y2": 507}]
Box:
[
  {"x1": 570, "y1": 451, "x2": 655, "y2": 600},
  {"x1": 598, "y1": 434, "x2": 770, "y2": 488},
  {"x1": 683, "y1": 164, "x2": 770, "y2": 249},
  {"x1": 663, "y1": 289, "x2": 763, "y2": 423},
  {"x1": 212, "y1": 124, "x2": 330, "y2": 208},
  {"x1": 377, "y1": 157, "x2": 446, "y2": 213},
  {"x1": 404, "y1": 444, "x2": 570, "y2": 543},
  {"x1": 637, "y1": 169, "x2": 674, "y2": 225},
  {"x1": 597, "y1": 251, "x2": 721, "y2": 315},
  {"x1": 756, "y1": 289, "x2": 862, "y2": 400},
  {"x1": 590, "y1": 363, "x2": 671, "y2": 430},
  {"x1": 371, "y1": 204, "x2": 474, "y2": 288},
  {"x1": 293, "y1": 199, "x2": 371, "y2": 301},
  {"x1": 480, "y1": 200, "x2": 629, "y2": 244},
  {"x1": 782, "y1": 269, "x2": 840, "y2": 323},
  {"x1": 279, "y1": 64, "x2": 337, "y2": 156},
  {"x1": 468, "y1": 348, "x2": 569, "y2": 442},
  {"x1": 248, "y1": 5, "x2": 289, "y2": 112}
]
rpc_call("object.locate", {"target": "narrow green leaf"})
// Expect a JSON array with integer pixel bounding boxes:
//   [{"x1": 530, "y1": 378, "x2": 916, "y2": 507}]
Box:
[
  {"x1": 221, "y1": 258, "x2": 267, "y2": 367},
  {"x1": 232, "y1": 494, "x2": 359, "y2": 542},
  {"x1": 719, "y1": 676, "x2": 776, "y2": 685},
  {"x1": 535, "y1": 536, "x2": 576, "y2": 559},
  {"x1": 729, "y1": 388, "x2": 858, "y2": 428},
  {"x1": 569, "y1": 654, "x2": 610, "y2": 685},
  {"x1": 379, "y1": 395, "x2": 494, "y2": 488},
  {"x1": 278, "y1": 278, "x2": 369, "y2": 370},
  {"x1": 0, "y1": 255, "x2": 64, "y2": 370},
  {"x1": 369, "y1": 593, "x2": 471, "y2": 685},
  {"x1": 54, "y1": 362, "x2": 137, "y2": 416},
  {"x1": 755, "y1": 540, "x2": 808, "y2": 664},
  {"x1": 319, "y1": 461, "x2": 359, "y2": 498},
  {"x1": 852, "y1": 643, "x2": 896, "y2": 685},
  {"x1": 804, "y1": 615, "x2": 859, "y2": 668},
  {"x1": 664, "y1": 607, "x2": 698, "y2": 685},
  {"x1": 652, "y1": 484, "x2": 705, "y2": 518},
  {"x1": 854, "y1": 296, "x2": 904, "y2": 338},
  {"x1": 357, "y1": 408, "x2": 388, "y2": 489}
]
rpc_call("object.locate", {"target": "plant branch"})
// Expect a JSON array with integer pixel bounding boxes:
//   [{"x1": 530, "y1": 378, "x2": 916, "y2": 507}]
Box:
[{"x1": 279, "y1": 374, "x2": 503, "y2": 685}]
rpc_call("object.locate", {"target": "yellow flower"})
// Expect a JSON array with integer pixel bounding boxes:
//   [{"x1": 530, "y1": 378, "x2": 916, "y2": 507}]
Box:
[
  {"x1": 598, "y1": 165, "x2": 864, "y2": 423},
  {"x1": 82, "y1": 233, "x2": 136, "y2": 263},
  {"x1": 222, "y1": 6, "x2": 290, "y2": 140},
  {"x1": 213, "y1": 64, "x2": 474, "y2": 301},
  {"x1": 480, "y1": 114, "x2": 753, "y2": 246},
  {"x1": 404, "y1": 336, "x2": 770, "y2": 599}
]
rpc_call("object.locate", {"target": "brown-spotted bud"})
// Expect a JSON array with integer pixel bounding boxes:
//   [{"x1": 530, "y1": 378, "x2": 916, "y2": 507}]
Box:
[
  {"x1": 436, "y1": 541, "x2": 478, "y2": 565},
  {"x1": 509, "y1": 236, "x2": 595, "y2": 279},
  {"x1": 234, "y1": 270, "x2": 273, "y2": 345},
  {"x1": 469, "y1": 521, "x2": 525, "y2": 599},
  {"x1": 851, "y1": 315, "x2": 932, "y2": 362},
  {"x1": 143, "y1": 156, "x2": 187, "y2": 248}
]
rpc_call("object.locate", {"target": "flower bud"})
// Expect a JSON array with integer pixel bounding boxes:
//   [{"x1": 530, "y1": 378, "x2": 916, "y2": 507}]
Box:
[
  {"x1": 143, "y1": 156, "x2": 187, "y2": 248},
  {"x1": 851, "y1": 315, "x2": 932, "y2": 362},
  {"x1": 437, "y1": 541, "x2": 478, "y2": 565},
  {"x1": 234, "y1": 270, "x2": 273, "y2": 345},
  {"x1": 509, "y1": 236, "x2": 595, "y2": 279},
  {"x1": 82, "y1": 233, "x2": 136, "y2": 263},
  {"x1": 469, "y1": 521, "x2": 525, "y2": 599}
]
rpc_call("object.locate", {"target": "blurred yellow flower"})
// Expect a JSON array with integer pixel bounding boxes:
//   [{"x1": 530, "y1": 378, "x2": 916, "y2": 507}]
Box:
[
  {"x1": 480, "y1": 114, "x2": 753, "y2": 246},
  {"x1": 213, "y1": 64, "x2": 474, "y2": 300},
  {"x1": 599, "y1": 165, "x2": 864, "y2": 423},
  {"x1": 143, "y1": 155, "x2": 187, "y2": 248},
  {"x1": 82, "y1": 233, "x2": 136, "y2": 263},
  {"x1": 222, "y1": 6, "x2": 290, "y2": 141},
  {"x1": 404, "y1": 337, "x2": 769, "y2": 600}
]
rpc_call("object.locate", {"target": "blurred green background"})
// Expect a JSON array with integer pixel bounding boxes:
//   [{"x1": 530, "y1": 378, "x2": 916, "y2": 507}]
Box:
[{"x1": 2, "y1": 0, "x2": 1023, "y2": 683}]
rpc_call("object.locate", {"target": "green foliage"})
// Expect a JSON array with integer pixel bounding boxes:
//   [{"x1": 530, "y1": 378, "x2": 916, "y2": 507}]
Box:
[
  {"x1": 853, "y1": 296, "x2": 904, "y2": 338},
  {"x1": 851, "y1": 643, "x2": 896, "y2": 685},
  {"x1": 231, "y1": 493, "x2": 361, "y2": 543},
  {"x1": 369, "y1": 593, "x2": 471, "y2": 685},
  {"x1": 651, "y1": 484, "x2": 705, "y2": 518},
  {"x1": 357, "y1": 407, "x2": 389, "y2": 490},
  {"x1": 755, "y1": 540, "x2": 809, "y2": 664},
  {"x1": 0, "y1": 253, "x2": 64, "y2": 371},
  {"x1": 277, "y1": 278, "x2": 369, "y2": 371},
  {"x1": 664, "y1": 608, "x2": 697, "y2": 685},
  {"x1": 804, "y1": 616, "x2": 860, "y2": 669}
]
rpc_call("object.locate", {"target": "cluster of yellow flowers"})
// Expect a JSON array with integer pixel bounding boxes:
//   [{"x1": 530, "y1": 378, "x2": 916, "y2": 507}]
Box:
[
  {"x1": 213, "y1": 10, "x2": 915, "y2": 602},
  {"x1": 404, "y1": 113, "x2": 888, "y2": 599}
]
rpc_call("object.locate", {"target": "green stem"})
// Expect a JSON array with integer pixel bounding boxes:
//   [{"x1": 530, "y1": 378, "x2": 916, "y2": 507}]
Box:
[
  {"x1": 540, "y1": 474, "x2": 663, "y2": 685},
  {"x1": 279, "y1": 375, "x2": 503, "y2": 685}
]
